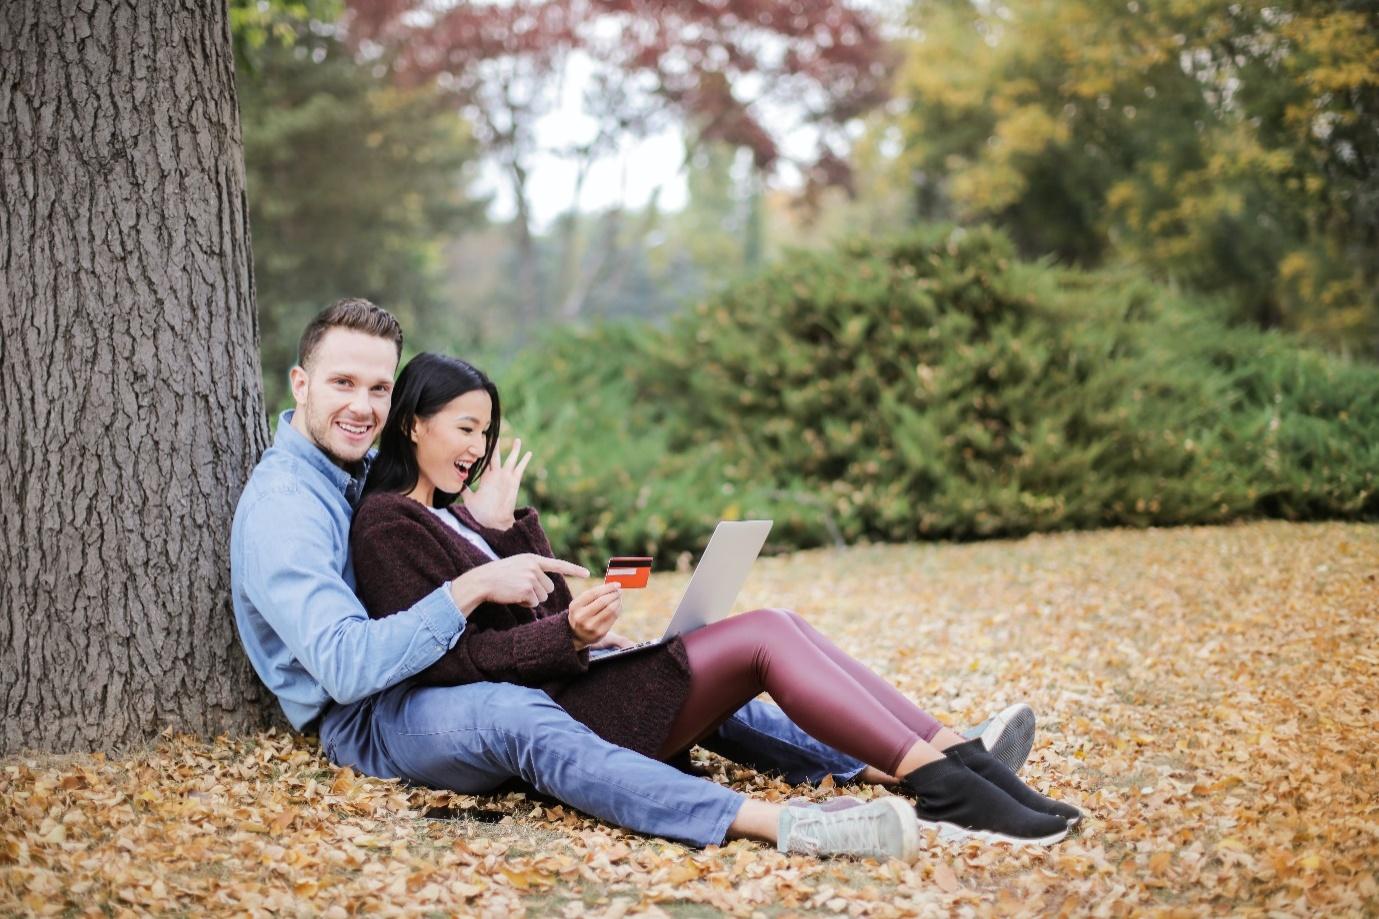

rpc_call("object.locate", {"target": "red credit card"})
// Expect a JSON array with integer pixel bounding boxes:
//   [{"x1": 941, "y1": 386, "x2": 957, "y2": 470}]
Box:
[{"x1": 604, "y1": 557, "x2": 652, "y2": 589}]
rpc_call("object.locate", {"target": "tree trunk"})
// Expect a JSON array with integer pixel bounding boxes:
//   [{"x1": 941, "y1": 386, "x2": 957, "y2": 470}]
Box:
[
  {"x1": 0, "y1": 1, "x2": 274, "y2": 754},
  {"x1": 508, "y1": 156, "x2": 545, "y2": 337}
]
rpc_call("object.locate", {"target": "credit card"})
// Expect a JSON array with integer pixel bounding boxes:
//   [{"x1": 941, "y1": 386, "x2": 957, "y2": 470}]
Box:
[{"x1": 604, "y1": 556, "x2": 652, "y2": 589}]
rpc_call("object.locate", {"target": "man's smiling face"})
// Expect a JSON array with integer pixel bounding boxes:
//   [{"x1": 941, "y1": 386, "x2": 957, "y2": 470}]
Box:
[{"x1": 289, "y1": 328, "x2": 398, "y2": 468}]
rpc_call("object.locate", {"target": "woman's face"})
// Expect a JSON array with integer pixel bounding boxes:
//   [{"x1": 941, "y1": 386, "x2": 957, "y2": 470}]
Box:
[{"x1": 411, "y1": 389, "x2": 493, "y2": 497}]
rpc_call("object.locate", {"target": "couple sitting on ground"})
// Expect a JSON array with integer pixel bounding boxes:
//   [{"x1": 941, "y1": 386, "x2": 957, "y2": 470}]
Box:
[{"x1": 231, "y1": 298, "x2": 1083, "y2": 862}]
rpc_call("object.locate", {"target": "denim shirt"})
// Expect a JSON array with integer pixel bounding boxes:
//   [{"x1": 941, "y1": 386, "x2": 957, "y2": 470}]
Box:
[{"x1": 230, "y1": 411, "x2": 464, "y2": 730}]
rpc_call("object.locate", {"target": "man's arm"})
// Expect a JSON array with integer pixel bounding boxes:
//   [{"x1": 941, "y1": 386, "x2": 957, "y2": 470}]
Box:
[
  {"x1": 350, "y1": 512, "x2": 588, "y2": 688},
  {"x1": 239, "y1": 495, "x2": 465, "y2": 705},
  {"x1": 460, "y1": 507, "x2": 574, "y2": 615}
]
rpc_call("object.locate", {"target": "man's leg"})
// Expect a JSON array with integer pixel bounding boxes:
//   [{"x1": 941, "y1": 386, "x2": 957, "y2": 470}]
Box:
[
  {"x1": 703, "y1": 699, "x2": 867, "y2": 786},
  {"x1": 352, "y1": 681, "x2": 746, "y2": 849}
]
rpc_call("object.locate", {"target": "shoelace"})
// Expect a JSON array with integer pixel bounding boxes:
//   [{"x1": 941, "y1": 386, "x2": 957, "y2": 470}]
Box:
[{"x1": 789, "y1": 807, "x2": 888, "y2": 856}]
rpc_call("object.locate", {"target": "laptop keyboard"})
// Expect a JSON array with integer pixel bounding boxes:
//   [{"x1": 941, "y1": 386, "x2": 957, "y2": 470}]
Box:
[{"x1": 588, "y1": 640, "x2": 664, "y2": 663}]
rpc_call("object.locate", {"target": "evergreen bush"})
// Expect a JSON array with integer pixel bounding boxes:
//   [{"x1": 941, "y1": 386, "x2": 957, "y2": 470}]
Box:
[
  {"x1": 499, "y1": 326, "x2": 830, "y2": 568},
  {"x1": 498, "y1": 226, "x2": 1376, "y2": 567}
]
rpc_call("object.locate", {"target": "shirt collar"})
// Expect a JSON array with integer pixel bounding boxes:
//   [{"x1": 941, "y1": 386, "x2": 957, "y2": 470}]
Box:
[{"x1": 274, "y1": 410, "x2": 371, "y2": 502}]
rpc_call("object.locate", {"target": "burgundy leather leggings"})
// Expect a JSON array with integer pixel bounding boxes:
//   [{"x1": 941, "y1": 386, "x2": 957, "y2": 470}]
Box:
[{"x1": 656, "y1": 608, "x2": 943, "y2": 775}]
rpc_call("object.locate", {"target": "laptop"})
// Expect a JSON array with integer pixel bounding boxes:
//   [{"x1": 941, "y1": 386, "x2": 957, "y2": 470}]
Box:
[{"x1": 587, "y1": 520, "x2": 772, "y2": 664}]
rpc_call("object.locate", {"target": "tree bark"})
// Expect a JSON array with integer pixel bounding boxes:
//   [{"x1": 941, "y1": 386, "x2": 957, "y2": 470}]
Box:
[{"x1": 0, "y1": 1, "x2": 274, "y2": 754}]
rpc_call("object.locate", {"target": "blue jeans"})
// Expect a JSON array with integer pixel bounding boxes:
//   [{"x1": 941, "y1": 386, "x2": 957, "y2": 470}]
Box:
[
  {"x1": 701, "y1": 697, "x2": 867, "y2": 786},
  {"x1": 320, "y1": 681, "x2": 865, "y2": 848}
]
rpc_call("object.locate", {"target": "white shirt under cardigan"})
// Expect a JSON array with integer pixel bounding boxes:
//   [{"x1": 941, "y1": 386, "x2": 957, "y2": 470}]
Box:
[{"x1": 428, "y1": 506, "x2": 500, "y2": 561}]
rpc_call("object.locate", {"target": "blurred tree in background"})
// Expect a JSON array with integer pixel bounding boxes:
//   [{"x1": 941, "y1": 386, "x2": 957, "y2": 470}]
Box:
[
  {"x1": 222, "y1": 0, "x2": 1375, "y2": 553},
  {"x1": 342, "y1": 0, "x2": 895, "y2": 335},
  {"x1": 435, "y1": 149, "x2": 758, "y2": 348},
  {"x1": 231, "y1": 0, "x2": 1379, "y2": 372},
  {"x1": 895, "y1": 0, "x2": 1379, "y2": 355},
  {"x1": 233, "y1": 0, "x2": 486, "y2": 409}
]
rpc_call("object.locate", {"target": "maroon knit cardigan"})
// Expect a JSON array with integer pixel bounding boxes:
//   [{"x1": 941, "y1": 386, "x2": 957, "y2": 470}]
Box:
[{"x1": 349, "y1": 491, "x2": 691, "y2": 758}]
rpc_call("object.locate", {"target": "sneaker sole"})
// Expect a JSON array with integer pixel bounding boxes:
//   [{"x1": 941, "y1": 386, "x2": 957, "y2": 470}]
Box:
[
  {"x1": 980, "y1": 703, "x2": 1036, "y2": 775},
  {"x1": 916, "y1": 817, "x2": 1068, "y2": 847}
]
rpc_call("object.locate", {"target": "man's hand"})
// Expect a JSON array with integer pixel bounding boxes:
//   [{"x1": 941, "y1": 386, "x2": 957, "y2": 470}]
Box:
[
  {"x1": 462, "y1": 437, "x2": 532, "y2": 530},
  {"x1": 448, "y1": 553, "x2": 589, "y2": 614},
  {"x1": 569, "y1": 583, "x2": 622, "y2": 650}
]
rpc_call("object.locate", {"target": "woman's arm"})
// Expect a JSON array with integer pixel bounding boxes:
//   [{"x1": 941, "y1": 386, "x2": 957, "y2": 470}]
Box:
[
  {"x1": 419, "y1": 607, "x2": 587, "y2": 687},
  {"x1": 457, "y1": 439, "x2": 576, "y2": 615},
  {"x1": 463, "y1": 506, "x2": 553, "y2": 555},
  {"x1": 351, "y1": 505, "x2": 587, "y2": 686},
  {"x1": 351, "y1": 512, "x2": 463, "y2": 619}
]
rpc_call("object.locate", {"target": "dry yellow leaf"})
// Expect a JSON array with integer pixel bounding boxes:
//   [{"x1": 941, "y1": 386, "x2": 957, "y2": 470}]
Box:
[
  {"x1": 933, "y1": 862, "x2": 960, "y2": 893},
  {"x1": 269, "y1": 807, "x2": 295, "y2": 835},
  {"x1": 329, "y1": 768, "x2": 355, "y2": 795}
]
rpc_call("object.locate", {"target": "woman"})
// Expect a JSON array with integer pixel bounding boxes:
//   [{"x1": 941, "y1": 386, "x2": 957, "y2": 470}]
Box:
[{"x1": 351, "y1": 354, "x2": 1081, "y2": 848}]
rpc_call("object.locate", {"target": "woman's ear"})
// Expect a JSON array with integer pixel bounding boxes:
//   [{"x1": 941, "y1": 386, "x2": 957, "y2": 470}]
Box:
[{"x1": 407, "y1": 418, "x2": 420, "y2": 444}]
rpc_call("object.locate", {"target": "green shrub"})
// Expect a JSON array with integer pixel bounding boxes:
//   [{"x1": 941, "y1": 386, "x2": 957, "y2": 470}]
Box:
[
  {"x1": 498, "y1": 325, "x2": 831, "y2": 568},
  {"x1": 496, "y1": 225, "x2": 1376, "y2": 567}
]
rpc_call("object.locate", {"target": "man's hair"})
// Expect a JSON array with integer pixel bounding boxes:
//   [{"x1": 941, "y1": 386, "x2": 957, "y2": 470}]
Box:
[{"x1": 297, "y1": 298, "x2": 404, "y2": 370}]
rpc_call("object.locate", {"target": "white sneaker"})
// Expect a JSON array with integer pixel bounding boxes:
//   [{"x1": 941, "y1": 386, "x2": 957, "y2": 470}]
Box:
[{"x1": 778, "y1": 796, "x2": 920, "y2": 861}]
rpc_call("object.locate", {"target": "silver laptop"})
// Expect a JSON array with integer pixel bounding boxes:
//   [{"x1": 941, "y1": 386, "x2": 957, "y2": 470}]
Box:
[{"x1": 588, "y1": 520, "x2": 772, "y2": 664}]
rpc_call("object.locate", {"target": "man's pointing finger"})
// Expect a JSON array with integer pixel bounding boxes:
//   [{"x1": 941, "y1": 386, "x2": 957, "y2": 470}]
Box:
[{"x1": 538, "y1": 558, "x2": 590, "y2": 579}]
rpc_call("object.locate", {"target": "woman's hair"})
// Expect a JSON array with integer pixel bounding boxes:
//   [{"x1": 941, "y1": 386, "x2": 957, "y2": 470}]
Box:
[{"x1": 363, "y1": 353, "x2": 501, "y2": 507}]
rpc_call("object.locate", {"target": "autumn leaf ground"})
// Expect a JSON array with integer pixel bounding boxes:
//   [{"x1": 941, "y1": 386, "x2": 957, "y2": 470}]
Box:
[{"x1": 4, "y1": 521, "x2": 1378, "y2": 917}]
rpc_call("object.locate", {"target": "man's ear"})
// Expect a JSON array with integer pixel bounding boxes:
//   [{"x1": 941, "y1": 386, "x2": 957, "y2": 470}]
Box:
[{"x1": 289, "y1": 366, "x2": 309, "y2": 406}]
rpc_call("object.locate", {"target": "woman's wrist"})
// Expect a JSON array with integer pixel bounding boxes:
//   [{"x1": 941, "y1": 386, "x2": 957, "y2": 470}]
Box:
[
  {"x1": 569, "y1": 614, "x2": 590, "y2": 651},
  {"x1": 469, "y1": 509, "x2": 517, "y2": 531}
]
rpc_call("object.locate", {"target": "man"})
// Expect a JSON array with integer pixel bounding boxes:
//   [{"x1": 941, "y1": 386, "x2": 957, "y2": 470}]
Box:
[{"x1": 230, "y1": 298, "x2": 1038, "y2": 856}]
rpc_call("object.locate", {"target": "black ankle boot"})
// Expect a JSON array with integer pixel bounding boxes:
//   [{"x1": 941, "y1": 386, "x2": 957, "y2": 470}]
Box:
[
  {"x1": 900, "y1": 757, "x2": 1069, "y2": 845},
  {"x1": 945, "y1": 739, "x2": 1083, "y2": 824}
]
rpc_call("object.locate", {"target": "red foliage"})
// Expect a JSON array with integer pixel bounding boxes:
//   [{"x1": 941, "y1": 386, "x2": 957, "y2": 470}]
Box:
[{"x1": 341, "y1": 0, "x2": 894, "y2": 183}]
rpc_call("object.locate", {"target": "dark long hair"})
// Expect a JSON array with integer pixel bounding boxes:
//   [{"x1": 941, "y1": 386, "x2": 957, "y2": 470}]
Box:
[{"x1": 363, "y1": 353, "x2": 501, "y2": 507}]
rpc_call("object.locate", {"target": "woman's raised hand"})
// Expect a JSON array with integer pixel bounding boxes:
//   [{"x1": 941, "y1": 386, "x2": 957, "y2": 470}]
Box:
[
  {"x1": 568, "y1": 583, "x2": 622, "y2": 651},
  {"x1": 462, "y1": 437, "x2": 532, "y2": 530}
]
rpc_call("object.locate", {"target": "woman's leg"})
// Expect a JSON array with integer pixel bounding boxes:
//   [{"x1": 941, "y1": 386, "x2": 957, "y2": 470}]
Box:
[
  {"x1": 760, "y1": 614, "x2": 1080, "y2": 832},
  {"x1": 665, "y1": 611, "x2": 1072, "y2": 845},
  {"x1": 657, "y1": 609, "x2": 946, "y2": 777},
  {"x1": 773, "y1": 609, "x2": 970, "y2": 771}
]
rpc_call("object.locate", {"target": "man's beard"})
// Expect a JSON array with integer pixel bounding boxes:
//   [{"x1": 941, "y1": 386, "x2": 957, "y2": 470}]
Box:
[{"x1": 303, "y1": 403, "x2": 371, "y2": 470}]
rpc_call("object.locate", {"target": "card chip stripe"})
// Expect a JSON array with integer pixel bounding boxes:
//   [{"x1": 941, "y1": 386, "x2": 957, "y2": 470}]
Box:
[{"x1": 604, "y1": 557, "x2": 652, "y2": 589}]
